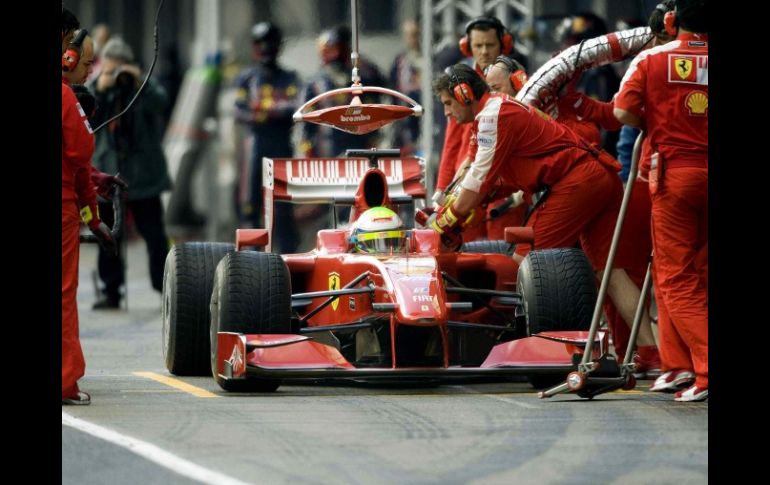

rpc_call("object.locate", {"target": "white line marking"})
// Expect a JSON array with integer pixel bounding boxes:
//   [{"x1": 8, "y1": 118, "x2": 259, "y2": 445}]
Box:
[{"x1": 62, "y1": 412, "x2": 250, "y2": 485}]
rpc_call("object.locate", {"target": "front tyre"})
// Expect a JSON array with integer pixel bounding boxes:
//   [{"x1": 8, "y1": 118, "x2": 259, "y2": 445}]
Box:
[
  {"x1": 210, "y1": 251, "x2": 291, "y2": 392},
  {"x1": 162, "y1": 242, "x2": 234, "y2": 376}
]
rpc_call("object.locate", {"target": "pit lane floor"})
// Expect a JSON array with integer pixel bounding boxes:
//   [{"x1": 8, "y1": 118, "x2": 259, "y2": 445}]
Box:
[{"x1": 64, "y1": 241, "x2": 708, "y2": 485}]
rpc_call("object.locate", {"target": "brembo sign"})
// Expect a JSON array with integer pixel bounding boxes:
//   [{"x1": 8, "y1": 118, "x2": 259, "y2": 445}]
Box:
[
  {"x1": 286, "y1": 159, "x2": 405, "y2": 185},
  {"x1": 340, "y1": 107, "x2": 371, "y2": 123}
]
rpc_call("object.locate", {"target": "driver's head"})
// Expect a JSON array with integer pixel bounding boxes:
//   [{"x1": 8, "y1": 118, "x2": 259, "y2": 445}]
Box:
[
  {"x1": 350, "y1": 206, "x2": 407, "y2": 254},
  {"x1": 251, "y1": 22, "x2": 282, "y2": 65}
]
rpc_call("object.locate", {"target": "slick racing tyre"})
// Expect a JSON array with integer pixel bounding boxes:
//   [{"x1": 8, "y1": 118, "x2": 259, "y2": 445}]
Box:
[
  {"x1": 163, "y1": 242, "x2": 234, "y2": 376},
  {"x1": 210, "y1": 251, "x2": 292, "y2": 392}
]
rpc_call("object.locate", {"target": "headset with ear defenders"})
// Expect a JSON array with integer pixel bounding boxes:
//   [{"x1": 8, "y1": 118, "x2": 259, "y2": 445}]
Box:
[
  {"x1": 458, "y1": 16, "x2": 513, "y2": 58},
  {"x1": 445, "y1": 65, "x2": 474, "y2": 105},
  {"x1": 62, "y1": 28, "x2": 88, "y2": 72},
  {"x1": 493, "y1": 55, "x2": 528, "y2": 93},
  {"x1": 663, "y1": 9, "x2": 678, "y2": 37}
]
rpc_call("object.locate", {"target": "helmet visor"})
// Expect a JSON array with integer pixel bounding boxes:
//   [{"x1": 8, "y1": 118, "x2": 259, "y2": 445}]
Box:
[{"x1": 356, "y1": 230, "x2": 407, "y2": 254}]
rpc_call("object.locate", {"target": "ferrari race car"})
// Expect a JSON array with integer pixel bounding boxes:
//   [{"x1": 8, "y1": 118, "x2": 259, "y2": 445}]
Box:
[{"x1": 162, "y1": 149, "x2": 611, "y2": 393}]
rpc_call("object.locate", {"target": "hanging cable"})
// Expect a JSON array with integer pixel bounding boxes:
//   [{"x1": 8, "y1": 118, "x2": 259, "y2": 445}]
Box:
[
  {"x1": 92, "y1": 0, "x2": 165, "y2": 134},
  {"x1": 350, "y1": 0, "x2": 360, "y2": 85}
]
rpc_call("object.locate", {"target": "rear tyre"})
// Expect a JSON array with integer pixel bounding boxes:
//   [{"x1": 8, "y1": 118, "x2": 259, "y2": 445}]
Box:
[
  {"x1": 461, "y1": 239, "x2": 511, "y2": 255},
  {"x1": 210, "y1": 251, "x2": 291, "y2": 392},
  {"x1": 162, "y1": 242, "x2": 234, "y2": 376}
]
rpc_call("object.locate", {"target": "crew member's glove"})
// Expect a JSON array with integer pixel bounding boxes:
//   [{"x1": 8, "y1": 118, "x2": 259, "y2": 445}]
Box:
[
  {"x1": 80, "y1": 203, "x2": 117, "y2": 255},
  {"x1": 429, "y1": 205, "x2": 464, "y2": 251},
  {"x1": 91, "y1": 170, "x2": 128, "y2": 200}
]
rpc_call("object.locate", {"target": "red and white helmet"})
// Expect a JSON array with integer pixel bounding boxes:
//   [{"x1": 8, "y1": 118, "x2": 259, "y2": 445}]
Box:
[{"x1": 350, "y1": 207, "x2": 407, "y2": 253}]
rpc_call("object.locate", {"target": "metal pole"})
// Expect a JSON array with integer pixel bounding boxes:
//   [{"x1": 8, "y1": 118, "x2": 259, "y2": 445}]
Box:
[
  {"x1": 421, "y1": 0, "x2": 435, "y2": 197},
  {"x1": 621, "y1": 131, "x2": 652, "y2": 369},
  {"x1": 579, "y1": 132, "x2": 644, "y2": 371},
  {"x1": 350, "y1": 0, "x2": 361, "y2": 85}
]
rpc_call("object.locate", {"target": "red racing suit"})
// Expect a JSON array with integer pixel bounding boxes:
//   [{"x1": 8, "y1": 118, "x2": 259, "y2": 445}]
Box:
[
  {"x1": 558, "y1": 93, "x2": 654, "y2": 360},
  {"x1": 615, "y1": 32, "x2": 708, "y2": 388},
  {"x1": 62, "y1": 80, "x2": 96, "y2": 399},
  {"x1": 436, "y1": 64, "x2": 526, "y2": 241},
  {"x1": 459, "y1": 92, "x2": 623, "y2": 270}
]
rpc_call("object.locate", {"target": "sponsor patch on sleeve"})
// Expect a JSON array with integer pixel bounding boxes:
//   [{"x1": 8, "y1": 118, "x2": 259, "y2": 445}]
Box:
[
  {"x1": 477, "y1": 116, "x2": 497, "y2": 133},
  {"x1": 76, "y1": 103, "x2": 86, "y2": 117},
  {"x1": 476, "y1": 114, "x2": 498, "y2": 149},
  {"x1": 84, "y1": 119, "x2": 93, "y2": 134},
  {"x1": 668, "y1": 54, "x2": 708, "y2": 85},
  {"x1": 477, "y1": 134, "x2": 495, "y2": 148}
]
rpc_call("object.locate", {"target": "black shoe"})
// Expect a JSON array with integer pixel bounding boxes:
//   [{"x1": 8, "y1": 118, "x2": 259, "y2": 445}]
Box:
[{"x1": 93, "y1": 295, "x2": 121, "y2": 310}]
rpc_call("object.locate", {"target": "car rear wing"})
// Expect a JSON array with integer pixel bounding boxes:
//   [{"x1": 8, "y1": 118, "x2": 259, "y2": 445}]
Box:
[
  {"x1": 262, "y1": 155, "x2": 426, "y2": 204},
  {"x1": 262, "y1": 154, "x2": 426, "y2": 252}
]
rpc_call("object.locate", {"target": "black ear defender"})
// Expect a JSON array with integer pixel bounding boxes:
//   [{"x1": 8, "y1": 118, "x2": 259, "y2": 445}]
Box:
[
  {"x1": 62, "y1": 28, "x2": 88, "y2": 72},
  {"x1": 445, "y1": 65, "x2": 474, "y2": 105}
]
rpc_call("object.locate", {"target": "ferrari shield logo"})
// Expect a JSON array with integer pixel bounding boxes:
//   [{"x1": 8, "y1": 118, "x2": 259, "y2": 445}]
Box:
[
  {"x1": 675, "y1": 57, "x2": 693, "y2": 80},
  {"x1": 329, "y1": 272, "x2": 341, "y2": 311}
]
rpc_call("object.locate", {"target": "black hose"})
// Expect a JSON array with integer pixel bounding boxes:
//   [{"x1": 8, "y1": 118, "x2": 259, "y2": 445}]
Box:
[{"x1": 92, "y1": 0, "x2": 165, "y2": 134}]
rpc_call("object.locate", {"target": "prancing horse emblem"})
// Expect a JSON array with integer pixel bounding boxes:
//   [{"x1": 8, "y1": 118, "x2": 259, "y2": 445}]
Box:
[
  {"x1": 675, "y1": 57, "x2": 693, "y2": 80},
  {"x1": 329, "y1": 272, "x2": 341, "y2": 311}
]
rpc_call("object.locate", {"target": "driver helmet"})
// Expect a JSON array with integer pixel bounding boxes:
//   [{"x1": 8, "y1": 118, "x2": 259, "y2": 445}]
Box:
[
  {"x1": 350, "y1": 206, "x2": 407, "y2": 254},
  {"x1": 251, "y1": 22, "x2": 282, "y2": 64}
]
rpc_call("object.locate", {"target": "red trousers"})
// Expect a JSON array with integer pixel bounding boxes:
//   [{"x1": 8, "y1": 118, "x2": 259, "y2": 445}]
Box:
[
  {"x1": 486, "y1": 203, "x2": 528, "y2": 240},
  {"x1": 460, "y1": 202, "x2": 526, "y2": 243},
  {"x1": 515, "y1": 159, "x2": 622, "y2": 270},
  {"x1": 62, "y1": 201, "x2": 85, "y2": 398},
  {"x1": 651, "y1": 167, "x2": 708, "y2": 388}
]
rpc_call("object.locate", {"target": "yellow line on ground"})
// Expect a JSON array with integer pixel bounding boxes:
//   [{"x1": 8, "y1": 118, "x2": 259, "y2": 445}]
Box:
[
  {"x1": 133, "y1": 372, "x2": 220, "y2": 398},
  {"x1": 120, "y1": 390, "x2": 184, "y2": 394}
]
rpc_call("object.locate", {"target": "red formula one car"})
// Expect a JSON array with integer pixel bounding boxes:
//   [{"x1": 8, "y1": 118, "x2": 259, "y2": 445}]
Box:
[{"x1": 162, "y1": 149, "x2": 608, "y2": 393}]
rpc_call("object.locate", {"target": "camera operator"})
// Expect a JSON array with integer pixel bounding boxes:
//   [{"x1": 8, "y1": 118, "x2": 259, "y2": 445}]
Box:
[{"x1": 87, "y1": 37, "x2": 171, "y2": 309}]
